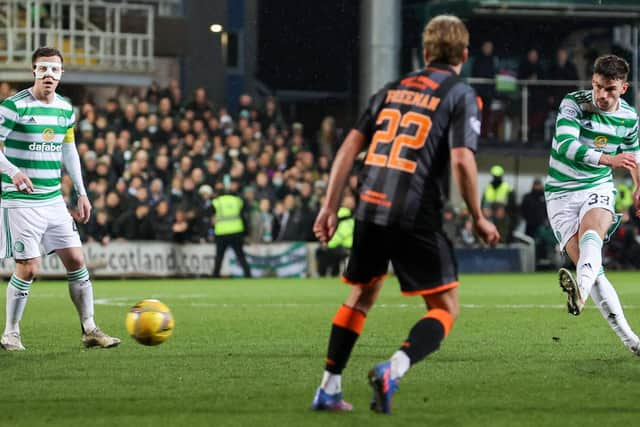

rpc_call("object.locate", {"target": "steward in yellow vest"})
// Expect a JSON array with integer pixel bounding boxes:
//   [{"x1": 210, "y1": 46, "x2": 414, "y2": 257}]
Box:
[
  {"x1": 212, "y1": 190, "x2": 252, "y2": 278},
  {"x1": 615, "y1": 182, "x2": 633, "y2": 214},
  {"x1": 482, "y1": 165, "x2": 517, "y2": 242},
  {"x1": 482, "y1": 165, "x2": 513, "y2": 208},
  {"x1": 213, "y1": 194, "x2": 245, "y2": 236},
  {"x1": 317, "y1": 206, "x2": 354, "y2": 276},
  {"x1": 327, "y1": 207, "x2": 355, "y2": 249}
]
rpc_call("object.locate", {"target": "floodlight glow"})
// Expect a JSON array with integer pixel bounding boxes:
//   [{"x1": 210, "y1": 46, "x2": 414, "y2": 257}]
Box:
[{"x1": 210, "y1": 24, "x2": 223, "y2": 33}]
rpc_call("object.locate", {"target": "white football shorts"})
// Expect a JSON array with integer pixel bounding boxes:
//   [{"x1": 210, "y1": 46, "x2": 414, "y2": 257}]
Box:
[
  {"x1": 545, "y1": 186, "x2": 616, "y2": 251},
  {"x1": 0, "y1": 201, "x2": 81, "y2": 259}
]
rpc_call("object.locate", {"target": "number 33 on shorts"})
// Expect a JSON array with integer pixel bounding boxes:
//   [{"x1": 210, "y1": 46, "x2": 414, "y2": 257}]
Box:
[{"x1": 586, "y1": 192, "x2": 611, "y2": 207}]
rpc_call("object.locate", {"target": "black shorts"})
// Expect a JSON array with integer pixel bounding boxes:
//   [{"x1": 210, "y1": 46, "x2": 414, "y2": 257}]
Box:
[{"x1": 342, "y1": 220, "x2": 458, "y2": 296}]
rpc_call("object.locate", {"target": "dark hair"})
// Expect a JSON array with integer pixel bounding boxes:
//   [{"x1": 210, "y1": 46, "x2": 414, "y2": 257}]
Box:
[
  {"x1": 593, "y1": 54, "x2": 629, "y2": 81},
  {"x1": 32, "y1": 46, "x2": 64, "y2": 66}
]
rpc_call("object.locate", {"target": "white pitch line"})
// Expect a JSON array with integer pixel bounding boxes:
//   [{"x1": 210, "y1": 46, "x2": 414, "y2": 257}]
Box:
[
  {"x1": 86, "y1": 297, "x2": 637, "y2": 310},
  {"x1": 185, "y1": 302, "x2": 629, "y2": 310},
  {"x1": 93, "y1": 294, "x2": 209, "y2": 306}
]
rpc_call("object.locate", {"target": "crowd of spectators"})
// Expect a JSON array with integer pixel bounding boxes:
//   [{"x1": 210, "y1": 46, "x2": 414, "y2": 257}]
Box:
[
  {"x1": 0, "y1": 81, "x2": 351, "y2": 246},
  {"x1": 470, "y1": 43, "x2": 581, "y2": 143},
  {"x1": 65, "y1": 83, "x2": 353, "y2": 246},
  {"x1": 1, "y1": 78, "x2": 639, "y2": 271}
]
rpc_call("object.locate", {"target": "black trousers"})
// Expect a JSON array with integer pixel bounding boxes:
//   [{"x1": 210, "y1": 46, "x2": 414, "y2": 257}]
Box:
[
  {"x1": 212, "y1": 233, "x2": 252, "y2": 278},
  {"x1": 316, "y1": 247, "x2": 348, "y2": 277}
]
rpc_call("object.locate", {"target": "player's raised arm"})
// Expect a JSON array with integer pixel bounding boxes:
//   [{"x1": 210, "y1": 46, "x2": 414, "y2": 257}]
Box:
[
  {"x1": 553, "y1": 96, "x2": 609, "y2": 167},
  {"x1": 623, "y1": 120, "x2": 640, "y2": 216},
  {"x1": 609, "y1": 116, "x2": 640, "y2": 177}
]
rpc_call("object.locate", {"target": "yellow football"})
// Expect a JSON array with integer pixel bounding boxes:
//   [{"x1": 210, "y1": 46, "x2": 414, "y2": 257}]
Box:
[{"x1": 125, "y1": 299, "x2": 175, "y2": 346}]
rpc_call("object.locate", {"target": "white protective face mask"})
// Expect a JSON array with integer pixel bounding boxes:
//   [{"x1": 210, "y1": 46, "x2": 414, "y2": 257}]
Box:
[{"x1": 34, "y1": 61, "x2": 63, "y2": 80}]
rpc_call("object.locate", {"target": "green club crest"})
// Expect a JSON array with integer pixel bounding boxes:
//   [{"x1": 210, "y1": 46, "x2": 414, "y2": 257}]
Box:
[{"x1": 13, "y1": 241, "x2": 25, "y2": 253}]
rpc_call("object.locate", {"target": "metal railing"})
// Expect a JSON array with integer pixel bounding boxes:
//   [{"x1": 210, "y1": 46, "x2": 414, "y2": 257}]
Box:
[
  {"x1": 0, "y1": 0, "x2": 154, "y2": 72},
  {"x1": 104, "y1": 0, "x2": 183, "y2": 17}
]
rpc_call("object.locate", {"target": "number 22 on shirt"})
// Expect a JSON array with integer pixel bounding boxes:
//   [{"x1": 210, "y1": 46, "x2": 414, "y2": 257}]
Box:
[{"x1": 364, "y1": 108, "x2": 432, "y2": 174}]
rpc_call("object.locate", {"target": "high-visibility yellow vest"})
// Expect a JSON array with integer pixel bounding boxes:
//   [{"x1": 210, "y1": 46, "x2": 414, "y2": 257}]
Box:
[
  {"x1": 212, "y1": 195, "x2": 244, "y2": 236},
  {"x1": 327, "y1": 207, "x2": 354, "y2": 249},
  {"x1": 615, "y1": 183, "x2": 633, "y2": 212},
  {"x1": 483, "y1": 182, "x2": 511, "y2": 205}
]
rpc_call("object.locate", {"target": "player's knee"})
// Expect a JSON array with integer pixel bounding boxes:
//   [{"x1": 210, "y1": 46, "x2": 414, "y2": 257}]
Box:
[
  {"x1": 424, "y1": 294, "x2": 459, "y2": 320},
  {"x1": 346, "y1": 286, "x2": 377, "y2": 313},
  {"x1": 448, "y1": 304, "x2": 460, "y2": 321},
  {"x1": 65, "y1": 255, "x2": 85, "y2": 271},
  {"x1": 15, "y1": 259, "x2": 39, "y2": 280},
  {"x1": 434, "y1": 303, "x2": 459, "y2": 322}
]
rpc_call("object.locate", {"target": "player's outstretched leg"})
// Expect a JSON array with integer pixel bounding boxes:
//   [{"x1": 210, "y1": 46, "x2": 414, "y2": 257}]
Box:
[
  {"x1": 311, "y1": 304, "x2": 366, "y2": 411},
  {"x1": 559, "y1": 267, "x2": 584, "y2": 315},
  {"x1": 575, "y1": 230, "x2": 603, "y2": 306},
  {"x1": 67, "y1": 267, "x2": 120, "y2": 348},
  {"x1": 369, "y1": 307, "x2": 454, "y2": 414},
  {"x1": 1, "y1": 274, "x2": 32, "y2": 351},
  {"x1": 591, "y1": 271, "x2": 640, "y2": 355}
]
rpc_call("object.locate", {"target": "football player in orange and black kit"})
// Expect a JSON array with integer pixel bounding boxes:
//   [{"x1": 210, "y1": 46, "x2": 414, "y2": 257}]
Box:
[{"x1": 311, "y1": 15, "x2": 500, "y2": 414}]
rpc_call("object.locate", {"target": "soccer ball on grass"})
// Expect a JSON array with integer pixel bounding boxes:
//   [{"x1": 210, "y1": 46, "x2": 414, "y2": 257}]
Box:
[{"x1": 125, "y1": 299, "x2": 175, "y2": 346}]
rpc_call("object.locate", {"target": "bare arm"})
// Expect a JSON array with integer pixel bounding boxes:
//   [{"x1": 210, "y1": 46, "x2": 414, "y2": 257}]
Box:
[
  {"x1": 451, "y1": 147, "x2": 500, "y2": 245},
  {"x1": 598, "y1": 153, "x2": 637, "y2": 170},
  {"x1": 322, "y1": 129, "x2": 366, "y2": 211},
  {"x1": 313, "y1": 129, "x2": 366, "y2": 243},
  {"x1": 451, "y1": 147, "x2": 482, "y2": 221},
  {"x1": 631, "y1": 163, "x2": 640, "y2": 217}
]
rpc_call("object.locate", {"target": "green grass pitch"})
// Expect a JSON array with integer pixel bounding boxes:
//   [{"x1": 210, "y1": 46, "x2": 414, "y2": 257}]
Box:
[{"x1": 2, "y1": 272, "x2": 640, "y2": 426}]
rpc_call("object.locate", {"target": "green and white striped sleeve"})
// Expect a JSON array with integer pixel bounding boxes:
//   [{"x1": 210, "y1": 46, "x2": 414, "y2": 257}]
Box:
[
  {"x1": 621, "y1": 119, "x2": 640, "y2": 163},
  {"x1": 0, "y1": 99, "x2": 21, "y2": 178},
  {"x1": 554, "y1": 96, "x2": 602, "y2": 166},
  {"x1": 0, "y1": 99, "x2": 18, "y2": 141}
]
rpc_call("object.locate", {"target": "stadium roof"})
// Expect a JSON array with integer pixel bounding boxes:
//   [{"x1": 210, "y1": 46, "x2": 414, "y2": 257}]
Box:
[{"x1": 412, "y1": 0, "x2": 640, "y2": 22}]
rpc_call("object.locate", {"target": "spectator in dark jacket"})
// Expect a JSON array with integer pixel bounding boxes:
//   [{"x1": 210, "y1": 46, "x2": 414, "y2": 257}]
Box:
[
  {"x1": 172, "y1": 208, "x2": 193, "y2": 243},
  {"x1": 116, "y1": 204, "x2": 154, "y2": 240},
  {"x1": 151, "y1": 199, "x2": 174, "y2": 241},
  {"x1": 472, "y1": 41, "x2": 498, "y2": 137},
  {"x1": 547, "y1": 47, "x2": 579, "y2": 109},
  {"x1": 518, "y1": 48, "x2": 547, "y2": 140},
  {"x1": 85, "y1": 210, "x2": 112, "y2": 245},
  {"x1": 520, "y1": 179, "x2": 547, "y2": 238}
]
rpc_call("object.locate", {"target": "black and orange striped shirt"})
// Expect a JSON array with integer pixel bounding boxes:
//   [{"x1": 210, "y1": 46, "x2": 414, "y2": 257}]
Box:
[{"x1": 353, "y1": 64, "x2": 481, "y2": 232}]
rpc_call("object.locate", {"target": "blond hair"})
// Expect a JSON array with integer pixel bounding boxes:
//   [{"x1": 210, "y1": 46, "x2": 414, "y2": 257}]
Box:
[{"x1": 422, "y1": 15, "x2": 469, "y2": 66}]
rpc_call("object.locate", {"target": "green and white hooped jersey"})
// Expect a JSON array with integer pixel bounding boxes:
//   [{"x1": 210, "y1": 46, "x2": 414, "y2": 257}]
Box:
[
  {"x1": 545, "y1": 89, "x2": 640, "y2": 198},
  {"x1": 0, "y1": 88, "x2": 75, "y2": 207}
]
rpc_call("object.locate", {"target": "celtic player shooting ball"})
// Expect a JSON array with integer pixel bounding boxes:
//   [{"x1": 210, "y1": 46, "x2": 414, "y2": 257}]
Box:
[{"x1": 545, "y1": 54, "x2": 640, "y2": 354}]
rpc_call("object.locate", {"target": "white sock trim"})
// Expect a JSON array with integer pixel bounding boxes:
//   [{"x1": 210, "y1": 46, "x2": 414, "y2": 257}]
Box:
[
  {"x1": 320, "y1": 370, "x2": 342, "y2": 394},
  {"x1": 390, "y1": 350, "x2": 411, "y2": 380},
  {"x1": 4, "y1": 280, "x2": 30, "y2": 335},
  {"x1": 593, "y1": 273, "x2": 639, "y2": 347},
  {"x1": 576, "y1": 229, "x2": 603, "y2": 301},
  {"x1": 68, "y1": 278, "x2": 96, "y2": 332}
]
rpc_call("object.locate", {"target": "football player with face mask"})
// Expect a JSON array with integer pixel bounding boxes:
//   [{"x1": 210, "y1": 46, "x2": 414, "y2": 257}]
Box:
[{"x1": 0, "y1": 47, "x2": 120, "y2": 351}]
